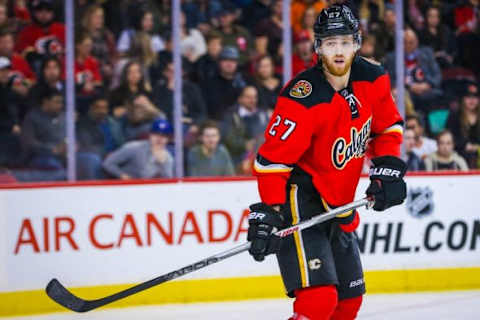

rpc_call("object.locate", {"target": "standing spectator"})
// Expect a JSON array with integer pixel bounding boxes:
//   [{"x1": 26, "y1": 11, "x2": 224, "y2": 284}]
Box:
[
  {"x1": 385, "y1": 28, "x2": 443, "y2": 114},
  {"x1": 446, "y1": 88, "x2": 480, "y2": 168},
  {"x1": 103, "y1": 118, "x2": 174, "y2": 179},
  {"x1": 221, "y1": 85, "x2": 269, "y2": 168},
  {"x1": 406, "y1": 114, "x2": 437, "y2": 160},
  {"x1": 418, "y1": 6, "x2": 456, "y2": 68},
  {"x1": 76, "y1": 97, "x2": 124, "y2": 180},
  {"x1": 292, "y1": 30, "x2": 316, "y2": 77},
  {"x1": 109, "y1": 60, "x2": 152, "y2": 118},
  {"x1": 180, "y1": 11, "x2": 207, "y2": 63},
  {"x1": 121, "y1": 93, "x2": 164, "y2": 141},
  {"x1": 187, "y1": 120, "x2": 235, "y2": 177},
  {"x1": 253, "y1": 55, "x2": 281, "y2": 111},
  {"x1": 0, "y1": 57, "x2": 21, "y2": 167},
  {"x1": 254, "y1": 0, "x2": 283, "y2": 59},
  {"x1": 117, "y1": 7, "x2": 164, "y2": 55},
  {"x1": 153, "y1": 59, "x2": 207, "y2": 137},
  {"x1": 402, "y1": 128, "x2": 425, "y2": 171},
  {"x1": 424, "y1": 130, "x2": 469, "y2": 171},
  {"x1": 80, "y1": 4, "x2": 117, "y2": 83},
  {"x1": 21, "y1": 89, "x2": 65, "y2": 171},
  {"x1": 217, "y1": 4, "x2": 253, "y2": 67},
  {"x1": 194, "y1": 30, "x2": 223, "y2": 82},
  {"x1": 201, "y1": 46, "x2": 250, "y2": 120},
  {"x1": 15, "y1": 0, "x2": 65, "y2": 73}
]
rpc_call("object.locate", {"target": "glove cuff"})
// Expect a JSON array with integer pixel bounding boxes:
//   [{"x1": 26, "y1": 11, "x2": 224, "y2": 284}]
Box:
[
  {"x1": 369, "y1": 156, "x2": 407, "y2": 180},
  {"x1": 339, "y1": 211, "x2": 360, "y2": 232}
]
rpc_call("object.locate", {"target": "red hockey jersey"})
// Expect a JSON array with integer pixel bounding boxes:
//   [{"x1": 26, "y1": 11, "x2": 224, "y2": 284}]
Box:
[{"x1": 253, "y1": 57, "x2": 403, "y2": 207}]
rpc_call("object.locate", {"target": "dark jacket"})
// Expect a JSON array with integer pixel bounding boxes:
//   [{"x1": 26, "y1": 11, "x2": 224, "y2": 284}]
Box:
[{"x1": 77, "y1": 115, "x2": 125, "y2": 156}]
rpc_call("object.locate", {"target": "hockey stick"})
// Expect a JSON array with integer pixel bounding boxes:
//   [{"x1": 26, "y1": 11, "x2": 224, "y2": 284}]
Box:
[{"x1": 46, "y1": 197, "x2": 372, "y2": 313}]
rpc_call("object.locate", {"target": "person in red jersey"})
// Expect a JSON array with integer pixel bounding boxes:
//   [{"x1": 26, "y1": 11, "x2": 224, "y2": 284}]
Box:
[
  {"x1": 247, "y1": 5, "x2": 406, "y2": 320},
  {"x1": 15, "y1": 0, "x2": 64, "y2": 71}
]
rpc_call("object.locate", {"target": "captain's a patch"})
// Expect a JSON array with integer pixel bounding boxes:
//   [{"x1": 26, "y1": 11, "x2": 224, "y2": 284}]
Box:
[{"x1": 289, "y1": 80, "x2": 312, "y2": 98}]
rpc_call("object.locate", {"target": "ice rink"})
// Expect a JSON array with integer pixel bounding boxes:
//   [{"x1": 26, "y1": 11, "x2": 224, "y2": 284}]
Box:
[{"x1": 5, "y1": 290, "x2": 479, "y2": 320}]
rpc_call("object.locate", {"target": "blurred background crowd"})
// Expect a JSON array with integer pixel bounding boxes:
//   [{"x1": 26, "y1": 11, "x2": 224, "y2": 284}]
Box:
[{"x1": 0, "y1": 0, "x2": 479, "y2": 183}]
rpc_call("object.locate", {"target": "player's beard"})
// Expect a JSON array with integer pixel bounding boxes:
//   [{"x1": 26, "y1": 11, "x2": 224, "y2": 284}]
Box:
[{"x1": 321, "y1": 53, "x2": 355, "y2": 77}]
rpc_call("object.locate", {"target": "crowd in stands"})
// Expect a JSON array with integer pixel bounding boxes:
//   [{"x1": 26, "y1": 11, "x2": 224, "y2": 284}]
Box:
[{"x1": 0, "y1": 0, "x2": 480, "y2": 183}]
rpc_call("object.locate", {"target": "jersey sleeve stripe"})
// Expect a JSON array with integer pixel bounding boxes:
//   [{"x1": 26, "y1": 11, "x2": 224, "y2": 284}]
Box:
[
  {"x1": 381, "y1": 123, "x2": 403, "y2": 135},
  {"x1": 253, "y1": 158, "x2": 293, "y2": 174}
]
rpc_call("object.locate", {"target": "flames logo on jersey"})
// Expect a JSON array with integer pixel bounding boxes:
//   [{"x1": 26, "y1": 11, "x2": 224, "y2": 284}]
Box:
[
  {"x1": 331, "y1": 118, "x2": 371, "y2": 170},
  {"x1": 289, "y1": 80, "x2": 312, "y2": 98}
]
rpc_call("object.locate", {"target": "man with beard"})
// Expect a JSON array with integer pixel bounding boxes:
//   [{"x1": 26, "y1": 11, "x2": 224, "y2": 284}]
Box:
[{"x1": 247, "y1": 5, "x2": 407, "y2": 320}]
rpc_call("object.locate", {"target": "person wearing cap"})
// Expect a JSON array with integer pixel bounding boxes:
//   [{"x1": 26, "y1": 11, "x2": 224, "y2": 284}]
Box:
[
  {"x1": 292, "y1": 29, "x2": 317, "y2": 77},
  {"x1": 446, "y1": 84, "x2": 480, "y2": 168},
  {"x1": 201, "y1": 45, "x2": 250, "y2": 120},
  {"x1": 103, "y1": 118, "x2": 174, "y2": 180}
]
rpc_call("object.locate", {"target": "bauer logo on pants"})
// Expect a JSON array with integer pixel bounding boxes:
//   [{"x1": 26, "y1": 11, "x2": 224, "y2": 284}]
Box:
[{"x1": 289, "y1": 80, "x2": 312, "y2": 98}]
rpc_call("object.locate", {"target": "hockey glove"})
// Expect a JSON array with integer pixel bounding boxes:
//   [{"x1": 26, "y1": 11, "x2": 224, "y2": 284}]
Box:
[
  {"x1": 366, "y1": 156, "x2": 407, "y2": 211},
  {"x1": 247, "y1": 202, "x2": 285, "y2": 262}
]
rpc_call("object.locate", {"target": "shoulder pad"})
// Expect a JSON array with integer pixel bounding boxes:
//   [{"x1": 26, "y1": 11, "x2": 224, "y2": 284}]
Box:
[
  {"x1": 279, "y1": 66, "x2": 335, "y2": 108},
  {"x1": 351, "y1": 56, "x2": 386, "y2": 82}
]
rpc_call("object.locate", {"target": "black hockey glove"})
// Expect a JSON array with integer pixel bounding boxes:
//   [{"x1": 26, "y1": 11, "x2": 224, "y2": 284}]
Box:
[
  {"x1": 366, "y1": 156, "x2": 407, "y2": 211},
  {"x1": 247, "y1": 203, "x2": 285, "y2": 262}
]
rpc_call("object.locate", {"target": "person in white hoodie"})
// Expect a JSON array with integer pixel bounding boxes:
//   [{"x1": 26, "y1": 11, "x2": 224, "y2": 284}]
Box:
[{"x1": 425, "y1": 130, "x2": 469, "y2": 171}]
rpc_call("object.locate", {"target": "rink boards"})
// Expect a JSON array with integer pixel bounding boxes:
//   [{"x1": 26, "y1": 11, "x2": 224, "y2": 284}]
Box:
[{"x1": 0, "y1": 173, "x2": 479, "y2": 316}]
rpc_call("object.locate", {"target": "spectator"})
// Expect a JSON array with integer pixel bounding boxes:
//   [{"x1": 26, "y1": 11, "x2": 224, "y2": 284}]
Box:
[
  {"x1": 254, "y1": 0, "x2": 283, "y2": 59},
  {"x1": 0, "y1": 28, "x2": 36, "y2": 98},
  {"x1": 454, "y1": 0, "x2": 478, "y2": 35},
  {"x1": 221, "y1": 85, "x2": 269, "y2": 168},
  {"x1": 187, "y1": 120, "x2": 235, "y2": 176},
  {"x1": 253, "y1": 55, "x2": 281, "y2": 111},
  {"x1": 446, "y1": 87, "x2": 480, "y2": 168},
  {"x1": 76, "y1": 97, "x2": 124, "y2": 180},
  {"x1": 109, "y1": 60, "x2": 152, "y2": 118},
  {"x1": 0, "y1": 57, "x2": 21, "y2": 167},
  {"x1": 21, "y1": 88, "x2": 65, "y2": 171},
  {"x1": 291, "y1": 0, "x2": 327, "y2": 34},
  {"x1": 372, "y1": 4, "x2": 395, "y2": 62},
  {"x1": 385, "y1": 28, "x2": 443, "y2": 114},
  {"x1": 180, "y1": 11, "x2": 207, "y2": 63},
  {"x1": 241, "y1": 0, "x2": 272, "y2": 30},
  {"x1": 299, "y1": 5, "x2": 317, "y2": 41},
  {"x1": 117, "y1": 7, "x2": 164, "y2": 55},
  {"x1": 405, "y1": 114, "x2": 437, "y2": 160},
  {"x1": 8, "y1": 0, "x2": 31, "y2": 32},
  {"x1": 455, "y1": 0, "x2": 480, "y2": 74},
  {"x1": 103, "y1": 118, "x2": 174, "y2": 179},
  {"x1": 28, "y1": 57, "x2": 64, "y2": 115},
  {"x1": 15, "y1": 0, "x2": 65, "y2": 73},
  {"x1": 407, "y1": 0, "x2": 425, "y2": 31},
  {"x1": 80, "y1": 4, "x2": 117, "y2": 83},
  {"x1": 121, "y1": 93, "x2": 164, "y2": 141},
  {"x1": 424, "y1": 130, "x2": 469, "y2": 171},
  {"x1": 292, "y1": 30, "x2": 316, "y2": 77},
  {"x1": 418, "y1": 6, "x2": 456, "y2": 68},
  {"x1": 359, "y1": 33, "x2": 376, "y2": 59},
  {"x1": 194, "y1": 30, "x2": 223, "y2": 82},
  {"x1": 358, "y1": 0, "x2": 384, "y2": 31},
  {"x1": 0, "y1": 2, "x2": 25, "y2": 34},
  {"x1": 217, "y1": 4, "x2": 253, "y2": 67},
  {"x1": 201, "y1": 46, "x2": 250, "y2": 120},
  {"x1": 153, "y1": 58, "x2": 207, "y2": 137},
  {"x1": 402, "y1": 128, "x2": 425, "y2": 171}
]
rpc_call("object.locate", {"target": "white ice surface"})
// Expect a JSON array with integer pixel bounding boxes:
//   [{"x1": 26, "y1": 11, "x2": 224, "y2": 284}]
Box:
[{"x1": 4, "y1": 290, "x2": 480, "y2": 320}]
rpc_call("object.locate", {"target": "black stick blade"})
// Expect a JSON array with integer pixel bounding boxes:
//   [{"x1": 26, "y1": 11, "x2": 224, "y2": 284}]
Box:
[{"x1": 46, "y1": 279, "x2": 91, "y2": 312}]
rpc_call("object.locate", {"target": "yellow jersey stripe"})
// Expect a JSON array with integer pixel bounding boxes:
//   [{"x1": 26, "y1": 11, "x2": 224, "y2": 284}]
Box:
[{"x1": 290, "y1": 184, "x2": 309, "y2": 288}]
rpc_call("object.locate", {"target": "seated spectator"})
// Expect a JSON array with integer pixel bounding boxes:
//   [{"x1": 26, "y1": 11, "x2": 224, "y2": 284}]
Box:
[
  {"x1": 217, "y1": 4, "x2": 253, "y2": 67},
  {"x1": 372, "y1": 4, "x2": 395, "y2": 62},
  {"x1": 455, "y1": 0, "x2": 480, "y2": 74},
  {"x1": 117, "y1": 7, "x2": 164, "y2": 55},
  {"x1": 21, "y1": 88, "x2": 65, "y2": 171},
  {"x1": 201, "y1": 46, "x2": 250, "y2": 120},
  {"x1": 424, "y1": 130, "x2": 469, "y2": 171},
  {"x1": 0, "y1": 57, "x2": 21, "y2": 167},
  {"x1": 121, "y1": 93, "x2": 165, "y2": 141},
  {"x1": 180, "y1": 11, "x2": 207, "y2": 63},
  {"x1": 194, "y1": 30, "x2": 223, "y2": 82},
  {"x1": 402, "y1": 128, "x2": 425, "y2": 171},
  {"x1": 359, "y1": 34, "x2": 376, "y2": 60},
  {"x1": 80, "y1": 4, "x2": 117, "y2": 83},
  {"x1": 187, "y1": 120, "x2": 235, "y2": 176},
  {"x1": 0, "y1": 1, "x2": 28, "y2": 34},
  {"x1": 254, "y1": 55, "x2": 281, "y2": 111},
  {"x1": 292, "y1": 30, "x2": 317, "y2": 77},
  {"x1": 0, "y1": 29, "x2": 35, "y2": 98},
  {"x1": 76, "y1": 97, "x2": 124, "y2": 180},
  {"x1": 446, "y1": 87, "x2": 480, "y2": 168},
  {"x1": 221, "y1": 85, "x2": 269, "y2": 169},
  {"x1": 291, "y1": 0, "x2": 327, "y2": 34},
  {"x1": 406, "y1": 114, "x2": 437, "y2": 160},
  {"x1": 103, "y1": 118, "x2": 174, "y2": 179},
  {"x1": 418, "y1": 6, "x2": 456, "y2": 69},
  {"x1": 153, "y1": 58, "x2": 206, "y2": 138},
  {"x1": 385, "y1": 28, "x2": 443, "y2": 114},
  {"x1": 15, "y1": 0, "x2": 65, "y2": 74},
  {"x1": 254, "y1": 0, "x2": 283, "y2": 59},
  {"x1": 299, "y1": 5, "x2": 316, "y2": 41},
  {"x1": 241, "y1": 0, "x2": 272, "y2": 30},
  {"x1": 109, "y1": 60, "x2": 152, "y2": 118},
  {"x1": 28, "y1": 57, "x2": 64, "y2": 116}
]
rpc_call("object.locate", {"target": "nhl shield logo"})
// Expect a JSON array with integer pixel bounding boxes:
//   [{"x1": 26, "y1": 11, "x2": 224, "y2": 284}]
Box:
[
  {"x1": 290, "y1": 80, "x2": 312, "y2": 98},
  {"x1": 406, "y1": 186, "x2": 434, "y2": 218}
]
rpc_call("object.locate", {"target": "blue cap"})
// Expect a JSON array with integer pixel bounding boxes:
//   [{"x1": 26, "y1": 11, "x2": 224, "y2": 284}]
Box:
[
  {"x1": 151, "y1": 118, "x2": 173, "y2": 135},
  {"x1": 219, "y1": 46, "x2": 239, "y2": 60}
]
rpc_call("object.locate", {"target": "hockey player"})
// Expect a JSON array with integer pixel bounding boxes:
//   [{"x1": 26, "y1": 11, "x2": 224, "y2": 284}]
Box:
[{"x1": 247, "y1": 5, "x2": 407, "y2": 320}]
